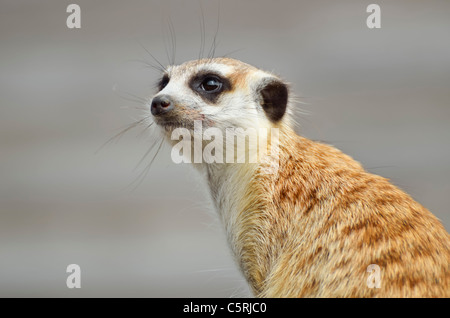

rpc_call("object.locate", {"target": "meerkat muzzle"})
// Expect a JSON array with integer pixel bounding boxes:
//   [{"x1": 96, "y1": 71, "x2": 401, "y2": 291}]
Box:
[{"x1": 151, "y1": 95, "x2": 174, "y2": 116}]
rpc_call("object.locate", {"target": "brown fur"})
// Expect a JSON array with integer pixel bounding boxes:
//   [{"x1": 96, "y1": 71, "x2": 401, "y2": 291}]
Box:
[{"x1": 236, "y1": 127, "x2": 449, "y2": 297}]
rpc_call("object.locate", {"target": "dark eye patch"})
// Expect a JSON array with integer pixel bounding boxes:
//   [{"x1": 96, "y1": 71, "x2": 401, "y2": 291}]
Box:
[
  {"x1": 156, "y1": 74, "x2": 170, "y2": 91},
  {"x1": 189, "y1": 72, "x2": 231, "y2": 104}
]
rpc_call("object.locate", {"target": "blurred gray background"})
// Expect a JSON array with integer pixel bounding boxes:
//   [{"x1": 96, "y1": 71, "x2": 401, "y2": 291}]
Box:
[{"x1": 0, "y1": 0, "x2": 449, "y2": 297}]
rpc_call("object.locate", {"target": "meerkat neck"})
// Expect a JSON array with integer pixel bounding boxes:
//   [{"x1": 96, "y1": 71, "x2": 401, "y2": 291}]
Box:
[
  {"x1": 205, "y1": 161, "x2": 259, "y2": 240},
  {"x1": 203, "y1": 124, "x2": 295, "y2": 223},
  {"x1": 202, "y1": 126, "x2": 300, "y2": 291}
]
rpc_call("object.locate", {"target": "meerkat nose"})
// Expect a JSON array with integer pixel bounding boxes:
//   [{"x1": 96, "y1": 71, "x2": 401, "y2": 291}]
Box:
[{"x1": 151, "y1": 95, "x2": 174, "y2": 116}]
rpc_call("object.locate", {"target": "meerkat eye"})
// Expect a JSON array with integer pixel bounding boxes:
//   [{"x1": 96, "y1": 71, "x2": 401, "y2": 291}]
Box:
[
  {"x1": 190, "y1": 73, "x2": 230, "y2": 103},
  {"x1": 199, "y1": 76, "x2": 223, "y2": 93},
  {"x1": 157, "y1": 74, "x2": 170, "y2": 91}
]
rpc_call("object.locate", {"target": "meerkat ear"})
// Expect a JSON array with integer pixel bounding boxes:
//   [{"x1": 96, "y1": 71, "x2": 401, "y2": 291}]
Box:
[{"x1": 258, "y1": 78, "x2": 289, "y2": 123}]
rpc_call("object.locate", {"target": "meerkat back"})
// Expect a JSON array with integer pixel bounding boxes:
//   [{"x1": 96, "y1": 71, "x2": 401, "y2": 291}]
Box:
[
  {"x1": 150, "y1": 57, "x2": 450, "y2": 297},
  {"x1": 245, "y1": 133, "x2": 450, "y2": 297}
]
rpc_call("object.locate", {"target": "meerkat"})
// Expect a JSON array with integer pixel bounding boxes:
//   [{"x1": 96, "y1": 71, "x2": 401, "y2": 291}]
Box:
[{"x1": 148, "y1": 57, "x2": 450, "y2": 297}]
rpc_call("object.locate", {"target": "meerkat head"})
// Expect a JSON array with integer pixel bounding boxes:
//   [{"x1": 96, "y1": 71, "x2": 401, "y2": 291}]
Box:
[{"x1": 150, "y1": 57, "x2": 291, "y2": 137}]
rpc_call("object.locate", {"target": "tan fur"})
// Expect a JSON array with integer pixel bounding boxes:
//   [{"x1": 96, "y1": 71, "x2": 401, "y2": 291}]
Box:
[{"x1": 236, "y1": 126, "x2": 450, "y2": 297}]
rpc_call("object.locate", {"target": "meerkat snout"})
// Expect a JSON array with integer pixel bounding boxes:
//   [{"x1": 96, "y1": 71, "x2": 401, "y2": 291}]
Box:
[
  {"x1": 148, "y1": 57, "x2": 450, "y2": 298},
  {"x1": 150, "y1": 95, "x2": 174, "y2": 116}
]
